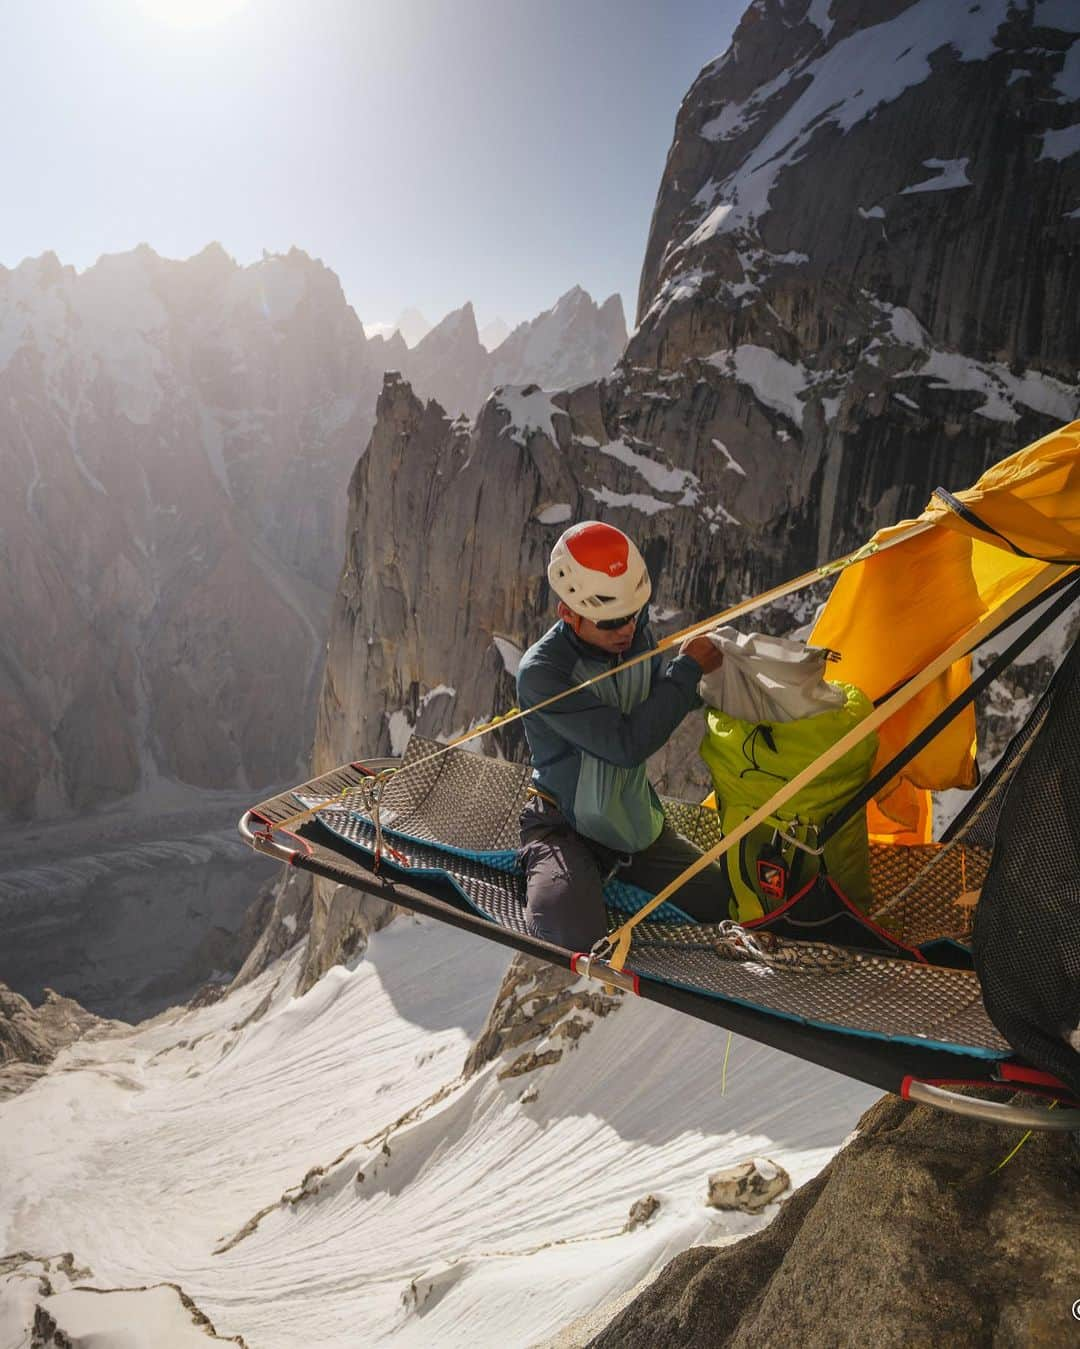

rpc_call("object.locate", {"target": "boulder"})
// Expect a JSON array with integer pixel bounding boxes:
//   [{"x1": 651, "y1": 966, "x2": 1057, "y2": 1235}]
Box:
[{"x1": 706, "y1": 1158, "x2": 790, "y2": 1213}]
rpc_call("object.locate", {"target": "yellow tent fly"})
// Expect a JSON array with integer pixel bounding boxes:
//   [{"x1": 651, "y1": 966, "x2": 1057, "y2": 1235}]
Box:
[{"x1": 810, "y1": 420, "x2": 1080, "y2": 842}]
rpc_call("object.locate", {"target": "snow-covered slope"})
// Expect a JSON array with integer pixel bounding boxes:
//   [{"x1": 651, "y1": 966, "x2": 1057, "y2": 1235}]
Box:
[{"x1": 0, "y1": 919, "x2": 876, "y2": 1347}]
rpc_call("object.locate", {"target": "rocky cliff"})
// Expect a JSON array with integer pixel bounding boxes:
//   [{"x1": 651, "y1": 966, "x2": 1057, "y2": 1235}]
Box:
[
  {"x1": 296, "y1": 0, "x2": 1079, "y2": 986},
  {"x1": 0, "y1": 244, "x2": 378, "y2": 819},
  {"x1": 0, "y1": 245, "x2": 624, "y2": 821}
]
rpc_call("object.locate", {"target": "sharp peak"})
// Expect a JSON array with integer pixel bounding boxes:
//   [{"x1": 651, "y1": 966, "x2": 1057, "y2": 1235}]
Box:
[
  {"x1": 193, "y1": 241, "x2": 232, "y2": 261},
  {"x1": 426, "y1": 301, "x2": 479, "y2": 334},
  {"x1": 553, "y1": 284, "x2": 590, "y2": 305}
]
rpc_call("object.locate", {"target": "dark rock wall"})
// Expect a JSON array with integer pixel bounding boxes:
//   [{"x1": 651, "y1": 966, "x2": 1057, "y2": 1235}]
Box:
[{"x1": 587, "y1": 1093, "x2": 1080, "y2": 1348}]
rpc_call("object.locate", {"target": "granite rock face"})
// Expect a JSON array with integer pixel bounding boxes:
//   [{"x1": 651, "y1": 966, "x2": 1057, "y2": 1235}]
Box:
[
  {"x1": 587, "y1": 1094, "x2": 1080, "y2": 1348},
  {"x1": 0, "y1": 244, "x2": 378, "y2": 820}
]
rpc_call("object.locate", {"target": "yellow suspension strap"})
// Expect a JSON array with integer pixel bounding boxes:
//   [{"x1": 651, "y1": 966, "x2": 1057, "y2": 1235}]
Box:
[
  {"x1": 269, "y1": 522, "x2": 930, "y2": 838},
  {"x1": 591, "y1": 563, "x2": 1072, "y2": 975}
]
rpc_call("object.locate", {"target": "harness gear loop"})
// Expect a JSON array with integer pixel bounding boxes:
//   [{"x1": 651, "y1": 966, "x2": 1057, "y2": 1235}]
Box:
[{"x1": 601, "y1": 563, "x2": 1072, "y2": 972}]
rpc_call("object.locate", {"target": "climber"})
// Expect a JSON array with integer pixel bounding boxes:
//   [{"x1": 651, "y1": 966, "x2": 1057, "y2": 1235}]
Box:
[{"x1": 516, "y1": 520, "x2": 733, "y2": 950}]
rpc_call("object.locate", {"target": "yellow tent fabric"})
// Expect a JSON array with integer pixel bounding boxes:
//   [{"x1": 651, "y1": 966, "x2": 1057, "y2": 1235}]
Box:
[{"x1": 810, "y1": 420, "x2": 1080, "y2": 840}]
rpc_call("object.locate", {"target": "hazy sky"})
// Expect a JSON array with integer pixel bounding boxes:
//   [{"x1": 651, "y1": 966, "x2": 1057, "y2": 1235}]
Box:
[{"x1": 1, "y1": 0, "x2": 743, "y2": 332}]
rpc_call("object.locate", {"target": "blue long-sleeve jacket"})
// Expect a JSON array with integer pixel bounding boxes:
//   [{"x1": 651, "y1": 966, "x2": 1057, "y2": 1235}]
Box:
[{"x1": 516, "y1": 618, "x2": 703, "y2": 852}]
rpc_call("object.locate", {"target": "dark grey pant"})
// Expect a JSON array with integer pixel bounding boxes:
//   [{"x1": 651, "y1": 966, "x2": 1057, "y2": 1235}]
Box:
[{"x1": 518, "y1": 796, "x2": 733, "y2": 951}]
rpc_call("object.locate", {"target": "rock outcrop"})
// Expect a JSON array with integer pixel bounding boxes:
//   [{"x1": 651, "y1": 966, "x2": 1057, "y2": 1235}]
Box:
[
  {"x1": 462, "y1": 953, "x2": 621, "y2": 1080},
  {"x1": 0, "y1": 1251, "x2": 248, "y2": 1347},
  {"x1": 587, "y1": 1093, "x2": 1080, "y2": 1348},
  {"x1": 0, "y1": 983, "x2": 106, "y2": 1099},
  {"x1": 705, "y1": 1158, "x2": 790, "y2": 1213}
]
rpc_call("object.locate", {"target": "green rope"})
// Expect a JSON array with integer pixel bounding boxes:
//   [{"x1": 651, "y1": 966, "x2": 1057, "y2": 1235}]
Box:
[
  {"x1": 720, "y1": 1031, "x2": 733, "y2": 1096},
  {"x1": 989, "y1": 1099, "x2": 1057, "y2": 1174}
]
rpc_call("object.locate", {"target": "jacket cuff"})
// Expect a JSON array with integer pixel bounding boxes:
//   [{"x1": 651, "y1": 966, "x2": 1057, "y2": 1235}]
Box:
[{"x1": 667, "y1": 651, "x2": 704, "y2": 692}]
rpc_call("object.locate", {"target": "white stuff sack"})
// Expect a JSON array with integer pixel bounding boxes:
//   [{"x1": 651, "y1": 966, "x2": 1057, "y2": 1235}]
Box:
[{"x1": 698, "y1": 627, "x2": 845, "y2": 723}]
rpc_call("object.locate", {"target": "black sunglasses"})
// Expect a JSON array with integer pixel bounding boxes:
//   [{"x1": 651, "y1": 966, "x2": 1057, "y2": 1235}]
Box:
[{"x1": 594, "y1": 608, "x2": 642, "y2": 631}]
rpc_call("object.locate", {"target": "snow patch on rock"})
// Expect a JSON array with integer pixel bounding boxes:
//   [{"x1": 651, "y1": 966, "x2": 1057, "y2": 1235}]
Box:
[
  {"x1": 387, "y1": 709, "x2": 414, "y2": 756},
  {"x1": 587, "y1": 486, "x2": 675, "y2": 516},
  {"x1": 534, "y1": 502, "x2": 573, "y2": 525},
  {"x1": 596, "y1": 438, "x2": 696, "y2": 496},
  {"x1": 869, "y1": 301, "x2": 1080, "y2": 422},
  {"x1": 1040, "y1": 122, "x2": 1080, "y2": 162},
  {"x1": 492, "y1": 636, "x2": 523, "y2": 676},
  {"x1": 685, "y1": 0, "x2": 1012, "y2": 239},
  {"x1": 494, "y1": 386, "x2": 566, "y2": 447},
  {"x1": 712, "y1": 439, "x2": 747, "y2": 476},
  {"x1": 708, "y1": 345, "x2": 842, "y2": 429},
  {"x1": 900, "y1": 158, "x2": 972, "y2": 193}
]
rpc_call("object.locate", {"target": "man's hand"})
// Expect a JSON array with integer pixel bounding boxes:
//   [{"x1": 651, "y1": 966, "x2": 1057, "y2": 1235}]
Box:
[{"x1": 680, "y1": 634, "x2": 724, "y2": 674}]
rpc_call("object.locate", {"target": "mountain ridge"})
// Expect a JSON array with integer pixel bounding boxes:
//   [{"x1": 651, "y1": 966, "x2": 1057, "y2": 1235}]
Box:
[{"x1": 0, "y1": 245, "x2": 624, "y2": 820}]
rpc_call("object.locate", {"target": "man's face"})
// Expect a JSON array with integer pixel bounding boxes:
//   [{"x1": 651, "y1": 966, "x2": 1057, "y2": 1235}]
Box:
[{"x1": 561, "y1": 605, "x2": 639, "y2": 654}]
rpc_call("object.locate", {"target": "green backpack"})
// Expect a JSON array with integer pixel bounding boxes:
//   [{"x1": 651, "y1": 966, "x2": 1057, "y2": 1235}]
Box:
[{"x1": 699, "y1": 683, "x2": 878, "y2": 922}]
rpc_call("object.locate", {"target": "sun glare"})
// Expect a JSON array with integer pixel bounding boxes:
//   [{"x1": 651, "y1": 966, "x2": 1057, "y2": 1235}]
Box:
[{"x1": 137, "y1": 0, "x2": 252, "y2": 30}]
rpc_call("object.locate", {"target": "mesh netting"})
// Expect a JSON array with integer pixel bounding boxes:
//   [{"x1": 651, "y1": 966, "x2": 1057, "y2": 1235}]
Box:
[
  {"x1": 866, "y1": 842, "x2": 990, "y2": 947},
  {"x1": 971, "y1": 637, "x2": 1080, "y2": 1094},
  {"x1": 302, "y1": 791, "x2": 1007, "y2": 1056},
  {"x1": 373, "y1": 740, "x2": 532, "y2": 853},
  {"x1": 368, "y1": 737, "x2": 728, "y2": 861},
  {"x1": 247, "y1": 650, "x2": 1080, "y2": 1074}
]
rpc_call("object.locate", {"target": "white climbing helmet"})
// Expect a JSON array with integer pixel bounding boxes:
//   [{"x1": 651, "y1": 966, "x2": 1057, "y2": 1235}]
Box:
[{"x1": 547, "y1": 521, "x2": 652, "y2": 621}]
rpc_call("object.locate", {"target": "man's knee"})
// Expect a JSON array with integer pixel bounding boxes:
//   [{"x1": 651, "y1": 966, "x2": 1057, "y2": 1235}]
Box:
[
  {"x1": 627, "y1": 827, "x2": 733, "y2": 923},
  {"x1": 519, "y1": 836, "x2": 607, "y2": 951}
]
